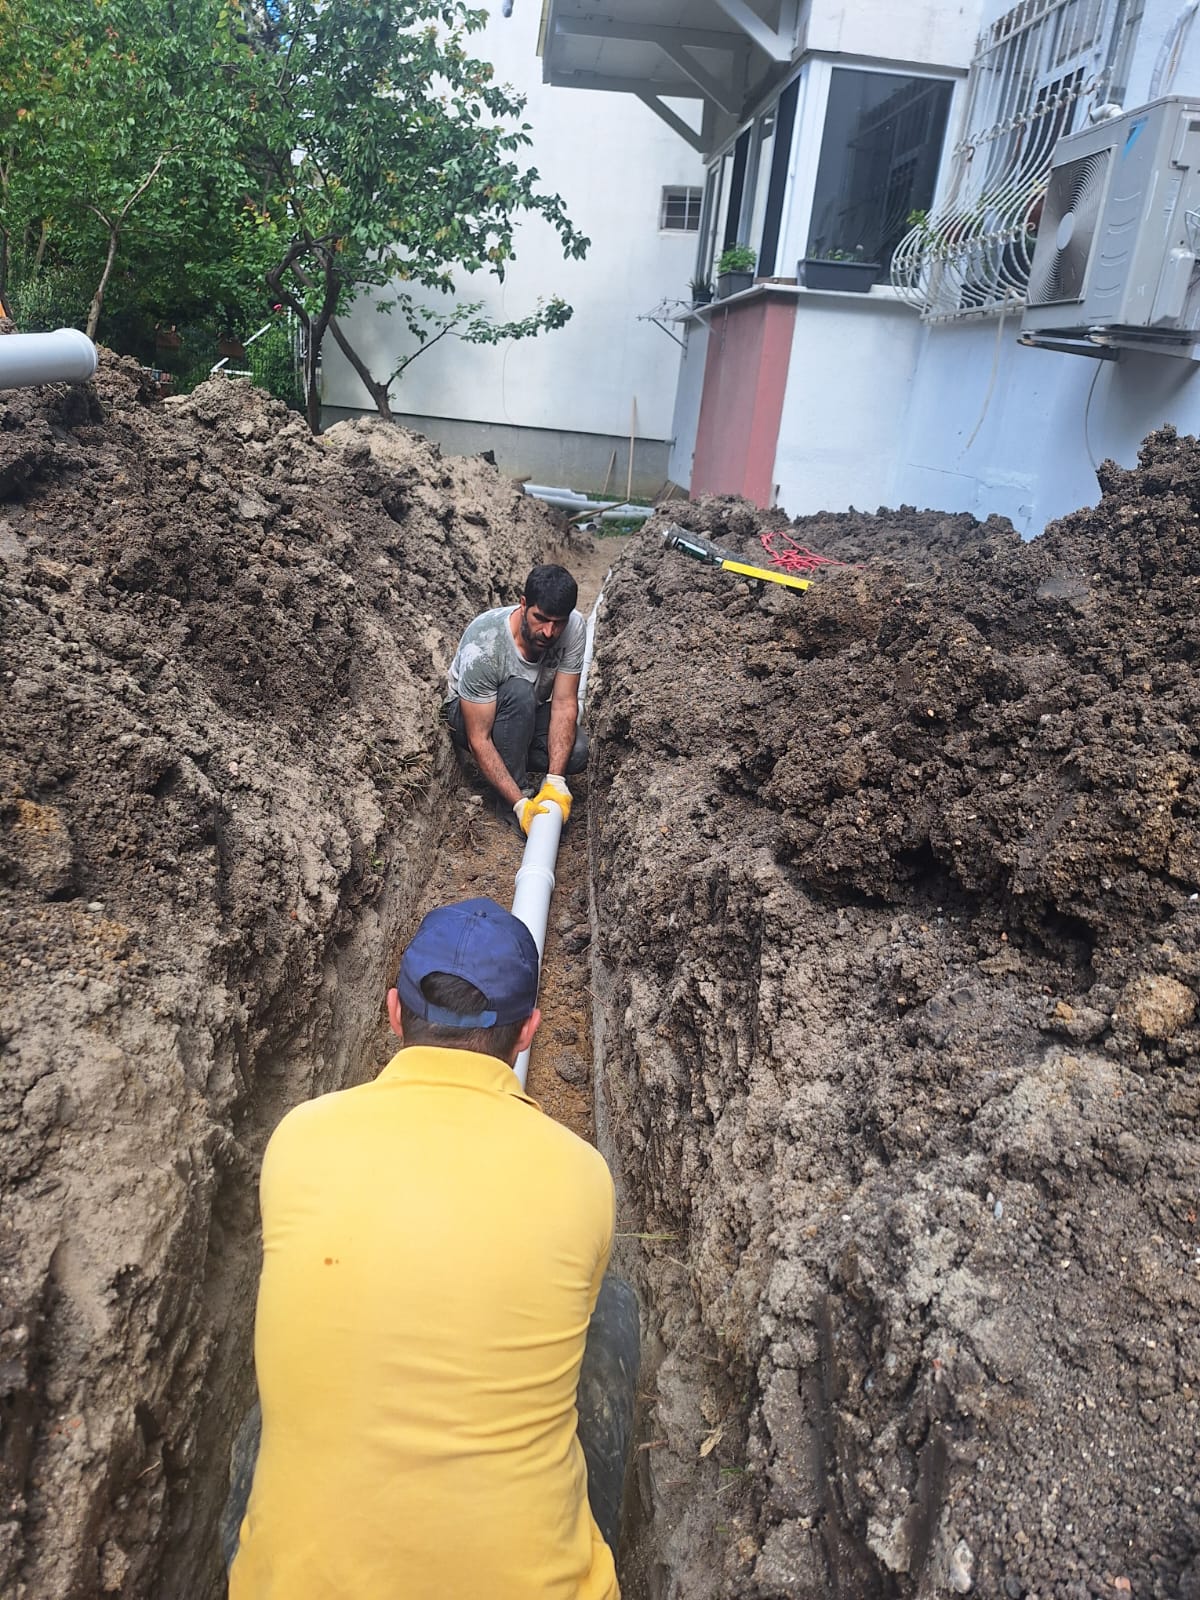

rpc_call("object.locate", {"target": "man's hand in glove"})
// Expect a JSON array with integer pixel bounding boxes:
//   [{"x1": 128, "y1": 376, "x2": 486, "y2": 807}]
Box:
[
  {"x1": 536, "y1": 775, "x2": 572, "y2": 825},
  {"x1": 513, "y1": 793, "x2": 549, "y2": 836}
]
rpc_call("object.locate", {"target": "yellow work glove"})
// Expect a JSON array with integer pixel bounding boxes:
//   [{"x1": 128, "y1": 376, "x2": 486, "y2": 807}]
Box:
[
  {"x1": 513, "y1": 793, "x2": 549, "y2": 835},
  {"x1": 537, "y1": 775, "x2": 573, "y2": 825}
]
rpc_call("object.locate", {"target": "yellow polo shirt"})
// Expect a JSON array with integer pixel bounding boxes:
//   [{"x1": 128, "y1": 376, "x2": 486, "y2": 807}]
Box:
[{"x1": 229, "y1": 1045, "x2": 618, "y2": 1600}]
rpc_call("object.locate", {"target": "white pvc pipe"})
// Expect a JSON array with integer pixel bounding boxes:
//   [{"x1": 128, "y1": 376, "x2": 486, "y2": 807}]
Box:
[
  {"x1": 577, "y1": 577, "x2": 607, "y2": 714},
  {"x1": 522, "y1": 485, "x2": 652, "y2": 523},
  {"x1": 511, "y1": 585, "x2": 604, "y2": 1088},
  {"x1": 0, "y1": 329, "x2": 98, "y2": 390},
  {"x1": 524, "y1": 483, "x2": 590, "y2": 502},
  {"x1": 511, "y1": 802, "x2": 565, "y2": 1089}
]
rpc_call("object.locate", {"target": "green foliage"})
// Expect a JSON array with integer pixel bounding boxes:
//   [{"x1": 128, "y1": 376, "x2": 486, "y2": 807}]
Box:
[
  {"x1": 0, "y1": 0, "x2": 271, "y2": 338},
  {"x1": 717, "y1": 243, "x2": 756, "y2": 274},
  {"x1": 1, "y1": 0, "x2": 585, "y2": 426},
  {"x1": 4, "y1": 260, "x2": 92, "y2": 329},
  {"x1": 236, "y1": 0, "x2": 589, "y2": 427}
]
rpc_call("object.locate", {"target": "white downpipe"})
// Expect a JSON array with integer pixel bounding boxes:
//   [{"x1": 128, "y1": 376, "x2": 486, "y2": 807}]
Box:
[
  {"x1": 0, "y1": 329, "x2": 98, "y2": 390},
  {"x1": 511, "y1": 585, "x2": 605, "y2": 1088}
]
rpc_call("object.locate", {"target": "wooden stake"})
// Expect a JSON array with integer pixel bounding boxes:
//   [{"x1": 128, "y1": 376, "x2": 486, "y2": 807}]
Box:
[{"x1": 626, "y1": 396, "x2": 638, "y2": 503}]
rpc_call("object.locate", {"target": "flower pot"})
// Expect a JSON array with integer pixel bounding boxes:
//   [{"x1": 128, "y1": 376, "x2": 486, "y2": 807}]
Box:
[
  {"x1": 797, "y1": 258, "x2": 881, "y2": 293},
  {"x1": 716, "y1": 270, "x2": 755, "y2": 298},
  {"x1": 691, "y1": 288, "x2": 713, "y2": 307}
]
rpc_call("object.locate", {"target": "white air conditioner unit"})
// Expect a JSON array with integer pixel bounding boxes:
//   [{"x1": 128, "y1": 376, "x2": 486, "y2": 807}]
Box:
[{"x1": 1021, "y1": 96, "x2": 1200, "y2": 347}]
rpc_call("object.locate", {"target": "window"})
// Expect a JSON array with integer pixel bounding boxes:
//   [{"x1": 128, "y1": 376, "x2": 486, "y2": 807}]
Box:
[
  {"x1": 660, "y1": 186, "x2": 703, "y2": 231},
  {"x1": 745, "y1": 110, "x2": 778, "y2": 259},
  {"x1": 807, "y1": 69, "x2": 953, "y2": 273},
  {"x1": 759, "y1": 79, "x2": 800, "y2": 277},
  {"x1": 696, "y1": 85, "x2": 800, "y2": 282},
  {"x1": 893, "y1": 0, "x2": 1143, "y2": 319}
]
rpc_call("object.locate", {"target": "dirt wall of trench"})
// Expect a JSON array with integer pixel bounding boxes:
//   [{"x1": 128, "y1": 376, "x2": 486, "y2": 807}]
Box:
[
  {"x1": 588, "y1": 449, "x2": 1200, "y2": 1600},
  {"x1": 0, "y1": 365, "x2": 576, "y2": 1599}
]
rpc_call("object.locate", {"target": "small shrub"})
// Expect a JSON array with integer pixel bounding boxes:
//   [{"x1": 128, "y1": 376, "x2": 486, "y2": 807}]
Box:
[{"x1": 717, "y1": 244, "x2": 756, "y2": 274}]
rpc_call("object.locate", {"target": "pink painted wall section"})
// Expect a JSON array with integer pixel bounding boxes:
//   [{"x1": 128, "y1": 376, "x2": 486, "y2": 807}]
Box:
[{"x1": 690, "y1": 296, "x2": 797, "y2": 507}]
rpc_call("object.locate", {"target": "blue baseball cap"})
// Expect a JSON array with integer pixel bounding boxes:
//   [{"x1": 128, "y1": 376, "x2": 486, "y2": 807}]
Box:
[{"x1": 396, "y1": 898, "x2": 540, "y2": 1028}]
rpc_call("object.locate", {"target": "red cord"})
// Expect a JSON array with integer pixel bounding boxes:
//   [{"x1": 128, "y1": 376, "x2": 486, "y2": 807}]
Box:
[{"x1": 760, "y1": 530, "x2": 855, "y2": 575}]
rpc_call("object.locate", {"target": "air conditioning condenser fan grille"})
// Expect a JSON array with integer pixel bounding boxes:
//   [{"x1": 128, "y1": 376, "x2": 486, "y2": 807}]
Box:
[{"x1": 1027, "y1": 149, "x2": 1111, "y2": 307}]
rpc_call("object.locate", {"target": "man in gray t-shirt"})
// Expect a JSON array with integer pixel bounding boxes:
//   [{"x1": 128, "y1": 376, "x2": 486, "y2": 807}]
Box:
[{"x1": 444, "y1": 564, "x2": 588, "y2": 835}]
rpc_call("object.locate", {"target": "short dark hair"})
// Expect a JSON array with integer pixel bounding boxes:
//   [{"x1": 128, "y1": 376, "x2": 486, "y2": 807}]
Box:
[
  {"x1": 399, "y1": 972, "x2": 526, "y2": 1061},
  {"x1": 524, "y1": 564, "x2": 577, "y2": 617}
]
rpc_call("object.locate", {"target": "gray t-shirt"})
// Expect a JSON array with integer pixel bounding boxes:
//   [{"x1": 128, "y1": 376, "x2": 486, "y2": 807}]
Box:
[{"x1": 446, "y1": 605, "x2": 587, "y2": 708}]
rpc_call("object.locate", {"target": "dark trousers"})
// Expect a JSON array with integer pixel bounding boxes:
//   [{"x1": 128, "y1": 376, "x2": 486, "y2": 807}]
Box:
[
  {"x1": 445, "y1": 678, "x2": 589, "y2": 794},
  {"x1": 222, "y1": 1275, "x2": 640, "y2": 1567}
]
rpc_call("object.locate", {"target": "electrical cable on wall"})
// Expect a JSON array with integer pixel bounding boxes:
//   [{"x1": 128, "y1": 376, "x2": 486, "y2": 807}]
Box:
[
  {"x1": 960, "y1": 306, "x2": 1009, "y2": 456},
  {"x1": 1083, "y1": 360, "x2": 1105, "y2": 474},
  {"x1": 1150, "y1": 2, "x2": 1200, "y2": 97}
]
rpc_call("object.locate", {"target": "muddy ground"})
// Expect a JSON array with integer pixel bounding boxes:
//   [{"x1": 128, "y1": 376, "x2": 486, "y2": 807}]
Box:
[
  {"x1": 1, "y1": 357, "x2": 1198, "y2": 1600},
  {"x1": 591, "y1": 462, "x2": 1200, "y2": 1600},
  {"x1": 0, "y1": 364, "x2": 594, "y2": 1598}
]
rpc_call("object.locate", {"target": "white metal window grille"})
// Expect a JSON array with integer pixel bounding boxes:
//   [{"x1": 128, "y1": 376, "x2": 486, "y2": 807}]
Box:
[
  {"x1": 892, "y1": 0, "x2": 1142, "y2": 319},
  {"x1": 660, "y1": 186, "x2": 704, "y2": 231}
]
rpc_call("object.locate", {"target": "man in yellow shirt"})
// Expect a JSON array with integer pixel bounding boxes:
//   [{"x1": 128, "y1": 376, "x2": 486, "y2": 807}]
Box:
[{"x1": 227, "y1": 898, "x2": 632, "y2": 1600}]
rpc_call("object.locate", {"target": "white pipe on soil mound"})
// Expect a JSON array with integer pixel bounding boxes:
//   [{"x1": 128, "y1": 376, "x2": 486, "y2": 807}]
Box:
[
  {"x1": 0, "y1": 329, "x2": 98, "y2": 390},
  {"x1": 510, "y1": 585, "x2": 605, "y2": 1088}
]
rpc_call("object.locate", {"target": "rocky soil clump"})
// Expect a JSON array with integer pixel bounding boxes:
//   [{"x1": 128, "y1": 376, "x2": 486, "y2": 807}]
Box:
[
  {"x1": 590, "y1": 434, "x2": 1200, "y2": 1600},
  {"x1": 0, "y1": 363, "x2": 573, "y2": 1600}
]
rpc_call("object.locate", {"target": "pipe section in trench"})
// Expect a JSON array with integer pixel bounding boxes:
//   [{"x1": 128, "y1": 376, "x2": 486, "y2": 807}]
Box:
[
  {"x1": 510, "y1": 586, "x2": 604, "y2": 1087},
  {"x1": 0, "y1": 328, "x2": 99, "y2": 389}
]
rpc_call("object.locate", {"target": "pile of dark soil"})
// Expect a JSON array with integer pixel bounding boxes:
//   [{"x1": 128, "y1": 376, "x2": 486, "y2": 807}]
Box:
[
  {"x1": 5, "y1": 347, "x2": 1199, "y2": 1600},
  {"x1": 0, "y1": 363, "x2": 576, "y2": 1599},
  {"x1": 590, "y1": 435, "x2": 1200, "y2": 1600}
]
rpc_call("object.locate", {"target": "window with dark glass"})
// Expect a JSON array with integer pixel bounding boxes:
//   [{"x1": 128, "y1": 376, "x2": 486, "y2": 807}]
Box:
[
  {"x1": 660, "y1": 186, "x2": 704, "y2": 231},
  {"x1": 806, "y1": 69, "x2": 953, "y2": 271}
]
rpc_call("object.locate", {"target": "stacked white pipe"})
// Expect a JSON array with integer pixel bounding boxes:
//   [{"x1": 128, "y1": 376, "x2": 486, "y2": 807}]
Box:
[{"x1": 0, "y1": 329, "x2": 98, "y2": 391}]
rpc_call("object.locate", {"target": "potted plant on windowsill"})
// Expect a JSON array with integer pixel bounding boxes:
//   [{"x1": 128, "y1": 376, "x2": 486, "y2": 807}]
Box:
[
  {"x1": 716, "y1": 245, "x2": 756, "y2": 298},
  {"x1": 797, "y1": 247, "x2": 881, "y2": 293},
  {"x1": 689, "y1": 276, "x2": 714, "y2": 307}
]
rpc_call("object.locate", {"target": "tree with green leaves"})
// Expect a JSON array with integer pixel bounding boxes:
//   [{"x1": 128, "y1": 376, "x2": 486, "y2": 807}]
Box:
[
  {"x1": 240, "y1": 0, "x2": 589, "y2": 431},
  {"x1": 0, "y1": 0, "x2": 267, "y2": 339}
]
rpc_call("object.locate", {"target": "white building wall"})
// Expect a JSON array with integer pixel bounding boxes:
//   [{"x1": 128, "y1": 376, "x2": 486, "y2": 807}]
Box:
[
  {"x1": 805, "y1": 0, "x2": 980, "y2": 72},
  {"x1": 774, "y1": 294, "x2": 924, "y2": 512},
  {"x1": 705, "y1": 0, "x2": 981, "y2": 153},
  {"x1": 320, "y1": 2, "x2": 704, "y2": 450},
  {"x1": 668, "y1": 321, "x2": 709, "y2": 490},
  {"x1": 893, "y1": 0, "x2": 1200, "y2": 535},
  {"x1": 670, "y1": 19, "x2": 980, "y2": 515}
]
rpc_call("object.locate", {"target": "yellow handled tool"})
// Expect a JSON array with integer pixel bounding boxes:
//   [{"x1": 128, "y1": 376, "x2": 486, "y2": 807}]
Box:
[
  {"x1": 717, "y1": 557, "x2": 809, "y2": 591},
  {"x1": 662, "y1": 527, "x2": 810, "y2": 592}
]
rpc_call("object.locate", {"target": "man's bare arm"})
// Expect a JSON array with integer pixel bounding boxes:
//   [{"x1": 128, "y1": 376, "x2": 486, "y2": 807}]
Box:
[
  {"x1": 547, "y1": 673, "x2": 580, "y2": 776},
  {"x1": 460, "y1": 699, "x2": 524, "y2": 806}
]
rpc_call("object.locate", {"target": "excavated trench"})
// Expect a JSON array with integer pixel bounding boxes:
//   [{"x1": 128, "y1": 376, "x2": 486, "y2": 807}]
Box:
[{"x1": 3, "y1": 364, "x2": 1200, "y2": 1600}]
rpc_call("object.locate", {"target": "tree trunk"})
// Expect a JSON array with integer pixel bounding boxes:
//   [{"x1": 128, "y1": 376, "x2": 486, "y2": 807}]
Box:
[
  {"x1": 300, "y1": 258, "x2": 343, "y2": 434},
  {"x1": 327, "y1": 317, "x2": 394, "y2": 420},
  {"x1": 86, "y1": 224, "x2": 121, "y2": 341}
]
